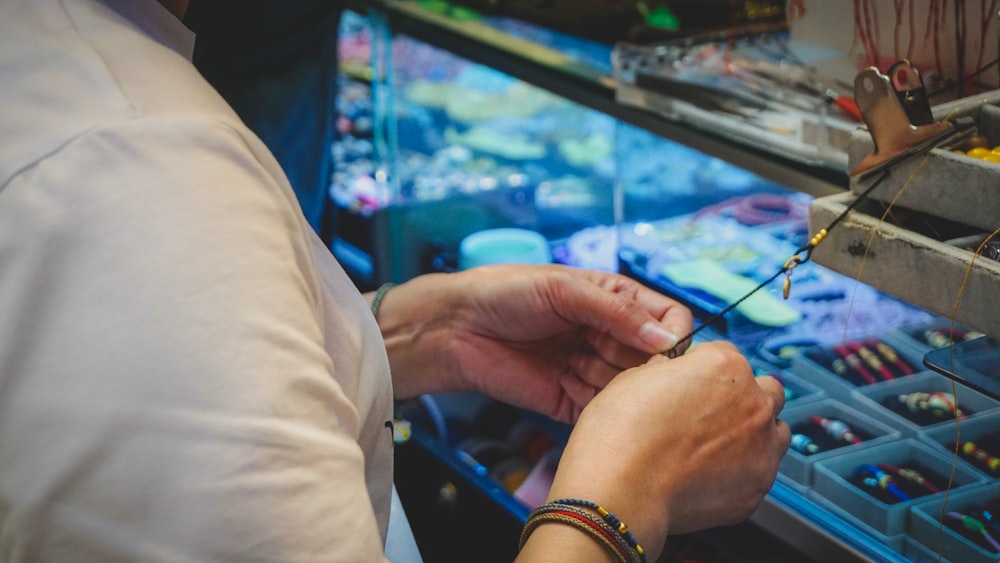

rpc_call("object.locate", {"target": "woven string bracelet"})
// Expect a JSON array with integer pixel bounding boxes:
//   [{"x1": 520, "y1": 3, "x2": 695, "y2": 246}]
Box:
[
  {"x1": 520, "y1": 510, "x2": 632, "y2": 563},
  {"x1": 370, "y1": 282, "x2": 395, "y2": 320},
  {"x1": 551, "y1": 498, "x2": 648, "y2": 563},
  {"x1": 524, "y1": 503, "x2": 637, "y2": 563},
  {"x1": 520, "y1": 500, "x2": 646, "y2": 563}
]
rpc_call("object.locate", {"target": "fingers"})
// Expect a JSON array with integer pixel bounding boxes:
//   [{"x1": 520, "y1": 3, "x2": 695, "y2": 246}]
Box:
[
  {"x1": 555, "y1": 271, "x2": 692, "y2": 355},
  {"x1": 630, "y1": 284, "x2": 695, "y2": 344},
  {"x1": 557, "y1": 374, "x2": 596, "y2": 422},
  {"x1": 568, "y1": 352, "x2": 617, "y2": 390},
  {"x1": 753, "y1": 375, "x2": 787, "y2": 417},
  {"x1": 749, "y1": 374, "x2": 792, "y2": 463},
  {"x1": 773, "y1": 417, "x2": 792, "y2": 458},
  {"x1": 586, "y1": 329, "x2": 653, "y2": 366},
  {"x1": 568, "y1": 327, "x2": 668, "y2": 391}
]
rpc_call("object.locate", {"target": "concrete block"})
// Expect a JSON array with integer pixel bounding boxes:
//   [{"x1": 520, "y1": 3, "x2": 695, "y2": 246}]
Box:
[
  {"x1": 808, "y1": 192, "x2": 1000, "y2": 337},
  {"x1": 847, "y1": 90, "x2": 1000, "y2": 232}
]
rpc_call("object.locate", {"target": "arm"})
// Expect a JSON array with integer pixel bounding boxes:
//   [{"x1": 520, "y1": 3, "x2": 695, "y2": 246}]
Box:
[
  {"x1": 367, "y1": 265, "x2": 692, "y2": 422},
  {"x1": 0, "y1": 123, "x2": 389, "y2": 562},
  {"x1": 368, "y1": 266, "x2": 790, "y2": 561},
  {"x1": 368, "y1": 265, "x2": 789, "y2": 561},
  {"x1": 521, "y1": 345, "x2": 789, "y2": 561}
]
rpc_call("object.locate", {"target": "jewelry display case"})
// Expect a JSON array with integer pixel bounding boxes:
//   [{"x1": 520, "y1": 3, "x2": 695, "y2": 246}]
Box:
[
  {"x1": 331, "y1": 7, "x2": 620, "y2": 289},
  {"x1": 333, "y1": 3, "x2": 1000, "y2": 561}
]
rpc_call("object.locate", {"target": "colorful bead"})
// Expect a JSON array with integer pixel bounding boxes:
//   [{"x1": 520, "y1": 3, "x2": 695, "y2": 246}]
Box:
[
  {"x1": 549, "y1": 498, "x2": 646, "y2": 563},
  {"x1": 810, "y1": 415, "x2": 862, "y2": 445},
  {"x1": 960, "y1": 441, "x2": 1000, "y2": 473},
  {"x1": 855, "y1": 343, "x2": 894, "y2": 380},
  {"x1": 880, "y1": 463, "x2": 940, "y2": 494},
  {"x1": 899, "y1": 391, "x2": 964, "y2": 419},
  {"x1": 945, "y1": 512, "x2": 1000, "y2": 552},
  {"x1": 872, "y1": 340, "x2": 914, "y2": 375},
  {"x1": 857, "y1": 464, "x2": 910, "y2": 501},
  {"x1": 790, "y1": 433, "x2": 820, "y2": 454}
]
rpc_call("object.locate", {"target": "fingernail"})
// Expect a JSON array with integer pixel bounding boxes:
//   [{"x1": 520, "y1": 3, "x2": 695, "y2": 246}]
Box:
[{"x1": 639, "y1": 322, "x2": 679, "y2": 352}]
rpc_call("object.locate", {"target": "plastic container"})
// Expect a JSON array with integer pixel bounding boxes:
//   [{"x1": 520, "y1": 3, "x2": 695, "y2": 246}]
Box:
[
  {"x1": 807, "y1": 493, "x2": 906, "y2": 551},
  {"x1": 459, "y1": 228, "x2": 552, "y2": 270},
  {"x1": 851, "y1": 371, "x2": 1000, "y2": 437},
  {"x1": 903, "y1": 536, "x2": 954, "y2": 563},
  {"x1": 919, "y1": 410, "x2": 1000, "y2": 479},
  {"x1": 909, "y1": 481, "x2": 1000, "y2": 563},
  {"x1": 790, "y1": 338, "x2": 924, "y2": 402},
  {"x1": 811, "y1": 439, "x2": 986, "y2": 536},
  {"x1": 883, "y1": 318, "x2": 986, "y2": 364},
  {"x1": 779, "y1": 399, "x2": 902, "y2": 487}
]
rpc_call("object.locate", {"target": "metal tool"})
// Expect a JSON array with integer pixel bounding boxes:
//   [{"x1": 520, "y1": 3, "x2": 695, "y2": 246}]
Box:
[{"x1": 850, "y1": 60, "x2": 963, "y2": 179}]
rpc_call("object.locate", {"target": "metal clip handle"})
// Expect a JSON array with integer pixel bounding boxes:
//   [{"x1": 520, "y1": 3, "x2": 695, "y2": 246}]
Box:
[
  {"x1": 850, "y1": 61, "x2": 954, "y2": 179},
  {"x1": 888, "y1": 60, "x2": 935, "y2": 126}
]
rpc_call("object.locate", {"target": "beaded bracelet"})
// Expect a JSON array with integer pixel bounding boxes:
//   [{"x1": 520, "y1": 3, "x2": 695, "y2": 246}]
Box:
[
  {"x1": 877, "y1": 463, "x2": 940, "y2": 494},
  {"x1": 790, "y1": 432, "x2": 821, "y2": 454},
  {"x1": 550, "y1": 498, "x2": 648, "y2": 563},
  {"x1": 520, "y1": 504, "x2": 634, "y2": 563},
  {"x1": 832, "y1": 344, "x2": 878, "y2": 384},
  {"x1": 945, "y1": 511, "x2": 1000, "y2": 552},
  {"x1": 809, "y1": 415, "x2": 862, "y2": 445},
  {"x1": 853, "y1": 342, "x2": 895, "y2": 381},
  {"x1": 856, "y1": 464, "x2": 910, "y2": 502},
  {"x1": 958, "y1": 440, "x2": 1000, "y2": 474},
  {"x1": 870, "y1": 340, "x2": 914, "y2": 376},
  {"x1": 370, "y1": 282, "x2": 395, "y2": 320}
]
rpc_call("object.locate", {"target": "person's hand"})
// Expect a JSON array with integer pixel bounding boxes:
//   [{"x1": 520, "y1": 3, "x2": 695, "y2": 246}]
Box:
[
  {"x1": 520, "y1": 341, "x2": 789, "y2": 562},
  {"x1": 373, "y1": 264, "x2": 693, "y2": 422}
]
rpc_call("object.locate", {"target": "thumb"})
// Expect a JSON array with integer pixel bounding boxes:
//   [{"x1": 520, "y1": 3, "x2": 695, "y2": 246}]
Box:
[{"x1": 555, "y1": 277, "x2": 682, "y2": 354}]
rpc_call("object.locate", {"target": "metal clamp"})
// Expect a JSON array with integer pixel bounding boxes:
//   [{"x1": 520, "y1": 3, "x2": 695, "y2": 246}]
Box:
[{"x1": 850, "y1": 60, "x2": 957, "y2": 179}]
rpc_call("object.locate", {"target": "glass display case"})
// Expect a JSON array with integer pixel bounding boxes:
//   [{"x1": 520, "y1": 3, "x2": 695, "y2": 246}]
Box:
[
  {"x1": 332, "y1": 4, "x2": 1000, "y2": 562},
  {"x1": 331, "y1": 9, "x2": 618, "y2": 288}
]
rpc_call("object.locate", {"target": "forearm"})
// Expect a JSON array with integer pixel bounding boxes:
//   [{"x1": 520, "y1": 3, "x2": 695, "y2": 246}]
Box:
[
  {"x1": 365, "y1": 273, "x2": 470, "y2": 399},
  {"x1": 516, "y1": 523, "x2": 623, "y2": 563}
]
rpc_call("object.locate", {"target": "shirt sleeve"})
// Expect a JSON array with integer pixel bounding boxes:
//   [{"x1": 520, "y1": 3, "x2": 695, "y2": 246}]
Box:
[{"x1": 0, "y1": 118, "x2": 391, "y2": 563}]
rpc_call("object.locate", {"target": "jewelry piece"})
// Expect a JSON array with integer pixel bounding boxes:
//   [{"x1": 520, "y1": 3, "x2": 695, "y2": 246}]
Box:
[
  {"x1": 877, "y1": 463, "x2": 940, "y2": 494},
  {"x1": 790, "y1": 433, "x2": 821, "y2": 454},
  {"x1": 944, "y1": 512, "x2": 1000, "y2": 553},
  {"x1": 869, "y1": 340, "x2": 914, "y2": 375},
  {"x1": 853, "y1": 342, "x2": 895, "y2": 380},
  {"x1": 829, "y1": 355, "x2": 851, "y2": 378},
  {"x1": 549, "y1": 499, "x2": 647, "y2": 563},
  {"x1": 959, "y1": 441, "x2": 1000, "y2": 474},
  {"x1": 923, "y1": 327, "x2": 973, "y2": 349},
  {"x1": 521, "y1": 508, "x2": 633, "y2": 563},
  {"x1": 898, "y1": 391, "x2": 965, "y2": 420},
  {"x1": 832, "y1": 344, "x2": 878, "y2": 384},
  {"x1": 856, "y1": 463, "x2": 910, "y2": 502},
  {"x1": 809, "y1": 416, "x2": 862, "y2": 445},
  {"x1": 370, "y1": 282, "x2": 396, "y2": 320},
  {"x1": 977, "y1": 506, "x2": 1000, "y2": 534}
]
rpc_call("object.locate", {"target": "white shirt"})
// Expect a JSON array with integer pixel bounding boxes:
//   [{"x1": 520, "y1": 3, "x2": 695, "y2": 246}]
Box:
[{"x1": 0, "y1": 0, "x2": 401, "y2": 560}]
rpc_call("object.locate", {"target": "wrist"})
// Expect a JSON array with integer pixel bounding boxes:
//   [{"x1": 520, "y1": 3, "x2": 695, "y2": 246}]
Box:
[
  {"x1": 541, "y1": 488, "x2": 668, "y2": 563},
  {"x1": 373, "y1": 273, "x2": 468, "y2": 399},
  {"x1": 517, "y1": 521, "x2": 617, "y2": 562},
  {"x1": 546, "y1": 428, "x2": 671, "y2": 559},
  {"x1": 368, "y1": 282, "x2": 396, "y2": 322},
  {"x1": 520, "y1": 500, "x2": 650, "y2": 563}
]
